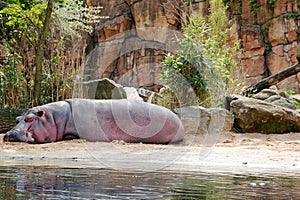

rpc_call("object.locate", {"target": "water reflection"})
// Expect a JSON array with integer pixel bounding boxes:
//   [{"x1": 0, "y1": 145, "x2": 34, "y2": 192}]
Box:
[{"x1": 0, "y1": 166, "x2": 299, "y2": 199}]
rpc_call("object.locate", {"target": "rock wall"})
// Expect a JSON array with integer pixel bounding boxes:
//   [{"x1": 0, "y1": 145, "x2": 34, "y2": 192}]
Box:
[
  {"x1": 84, "y1": 0, "x2": 299, "y2": 92},
  {"x1": 234, "y1": 0, "x2": 300, "y2": 92},
  {"x1": 82, "y1": 0, "x2": 208, "y2": 91}
]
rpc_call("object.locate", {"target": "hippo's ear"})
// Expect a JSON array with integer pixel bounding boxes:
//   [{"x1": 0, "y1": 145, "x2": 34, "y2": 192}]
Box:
[
  {"x1": 35, "y1": 110, "x2": 45, "y2": 117},
  {"x1": 16, "y1": 116, "x2": 22, "y2": 124}
]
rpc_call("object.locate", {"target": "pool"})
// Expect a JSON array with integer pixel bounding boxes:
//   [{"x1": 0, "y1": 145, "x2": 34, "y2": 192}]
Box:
[{"x1": 0, "y1": 166, "x2": 299, "y2": 199}]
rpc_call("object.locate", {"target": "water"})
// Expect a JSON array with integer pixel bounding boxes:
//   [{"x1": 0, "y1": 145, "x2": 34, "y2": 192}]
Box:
[{"x1": 0, "y1": 166, "x2": 299, "y2": 199}]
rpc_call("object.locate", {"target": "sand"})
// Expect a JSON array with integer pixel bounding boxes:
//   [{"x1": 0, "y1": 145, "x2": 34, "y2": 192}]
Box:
[{"x1": 0, "y1": 132, "x2": 299, "y2": 176}]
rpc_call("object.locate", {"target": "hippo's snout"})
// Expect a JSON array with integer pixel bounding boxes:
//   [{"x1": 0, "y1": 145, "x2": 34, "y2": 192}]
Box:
[{"x1": 4, "y1": 130, "x2": 26, "y2": 142}]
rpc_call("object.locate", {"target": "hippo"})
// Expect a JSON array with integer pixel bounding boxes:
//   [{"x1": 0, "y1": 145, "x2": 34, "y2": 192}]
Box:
[{"x1": 4, "y1": 99, "x2": 184, "y2": 144}]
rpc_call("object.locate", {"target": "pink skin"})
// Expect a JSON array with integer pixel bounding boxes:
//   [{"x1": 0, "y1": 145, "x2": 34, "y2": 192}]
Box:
[
  {"x1": 4, "y1": 99, "x2": 184, "y2": 144},
  {"x1": 16, "y1": 113, "x2": 37, "y2": 143},
  {"x1": 4, "y1": 101, "x2": 75, "y2": 143},
  {"x1": 26, "y1": 111, "x2": 55, "y2": 143},
  {"x1": 10, "y1": 110, "x2": 57, "y2": 143}
]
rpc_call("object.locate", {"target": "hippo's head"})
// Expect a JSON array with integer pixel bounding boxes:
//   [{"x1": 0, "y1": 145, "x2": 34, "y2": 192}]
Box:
[{"x1": 4, "y1": 109, "x2": 56, "y2": 143}]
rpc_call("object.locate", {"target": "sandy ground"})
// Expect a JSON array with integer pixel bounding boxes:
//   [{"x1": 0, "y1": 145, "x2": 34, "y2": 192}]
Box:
[{"x1": 0, "y1": 132, "x2": 299, "y2": 176}]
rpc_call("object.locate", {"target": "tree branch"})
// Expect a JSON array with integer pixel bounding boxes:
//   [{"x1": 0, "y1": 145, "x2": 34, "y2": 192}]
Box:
[
  {"x1": 245, "y1": 62, "x2": 300, "y2": 96},
  {"x1": 33, "y1": 0, "x2": 54, "y2": 105}
]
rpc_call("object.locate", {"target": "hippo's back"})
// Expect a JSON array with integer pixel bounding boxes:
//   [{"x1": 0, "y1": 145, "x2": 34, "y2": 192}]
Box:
[{"x1": 67, "y1": 99, "x2": 184, "y2": 143}]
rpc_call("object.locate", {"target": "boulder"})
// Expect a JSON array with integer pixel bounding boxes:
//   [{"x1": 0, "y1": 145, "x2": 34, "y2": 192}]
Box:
[
  {"x1": 82, "y1": 78, "x2": 127, "y2": 99},
  {"x1": 174, "y1": 106, "x2": 234, "y2": 135},
  {"x1": 80, "y1": 78, "x2": 158, "y2": 102},
  {"x1": 227, "y1": 95, "x2": 300, "y2": 133},
  {"x1": 123, "y1": 87, "x2": 143, "y2": 101},
  {"x1": 265, "y1": 96, "x2": 296, "y2": 110},
  {"x1": 252, "y1": 88, "x2": 296, "y2": 110}
]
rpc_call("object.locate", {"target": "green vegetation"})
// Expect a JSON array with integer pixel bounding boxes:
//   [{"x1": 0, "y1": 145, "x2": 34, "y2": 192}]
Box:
[
  {"x1": 247, "y1": 0, "x2": 277, "y2": 14},
  {"x1": 160, "y1": 0, "x2": 241, "y2": 108},
  {"x1": 267, "y1": 0, "x2": 276, "y2": 10},
  {"x1": 283, "y1": 13, "x2": 300, "y2": 19},
  {"x1": 0, "y1": 0, "x2": 103, "y2": 108},
  {"x1": 248, "y1": 0, "x2": 259, "y2": 14},
  {"x1": 281, "y1": 88, "x2": 300, "y2": 109},
  {"x1": 291, "y1": 100, "x2": 300, "y2": 109}
]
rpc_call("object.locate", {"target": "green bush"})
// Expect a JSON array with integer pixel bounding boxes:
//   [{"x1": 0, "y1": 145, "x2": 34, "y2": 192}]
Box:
[
  {"x1": 160, "y1": 0, "x2": 241, "y2": 108},
  {"x1": 0, "y1": 0, "x2": 103, "y2": 108}
]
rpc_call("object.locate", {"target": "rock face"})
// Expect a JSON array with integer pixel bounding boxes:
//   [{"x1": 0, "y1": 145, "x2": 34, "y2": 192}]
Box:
[
  {"x1": 84, "y1": 0, "x2": 299, "y2": 93},
  {"x1": 227, "y1": 95, "x2": 300, "y2": 133},
  {"x1": 237, "y1": 0, "x2": 299, "y2": 90},
  {"x1": 82, "y1": 0, "x2": 192, "y2": 91}
]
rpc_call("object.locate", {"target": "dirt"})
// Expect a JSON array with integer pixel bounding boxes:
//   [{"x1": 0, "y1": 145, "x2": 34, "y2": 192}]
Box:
[{"x1": 0, "y1": 132, "x2": 299, "y2": 175}]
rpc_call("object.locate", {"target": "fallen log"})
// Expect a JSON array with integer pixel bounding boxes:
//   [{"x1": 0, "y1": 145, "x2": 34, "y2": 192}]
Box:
[{"x1": 245, "y1": 62, "x2": 300, "y2": 96}]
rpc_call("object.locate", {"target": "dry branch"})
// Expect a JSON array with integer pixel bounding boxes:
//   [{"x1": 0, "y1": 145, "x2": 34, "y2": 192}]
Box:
[{"x1": 245, "y1": 62, "x2": 300, "y2": 96}]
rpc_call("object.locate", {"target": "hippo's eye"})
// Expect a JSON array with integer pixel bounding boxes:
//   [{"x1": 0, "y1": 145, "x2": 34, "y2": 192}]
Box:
[
  {"x1": 25, "y1": 115, "x2": 34, "y2": 123},
  {"x1": 35, "y1": 111, "x2": 44, "y2": 117}
]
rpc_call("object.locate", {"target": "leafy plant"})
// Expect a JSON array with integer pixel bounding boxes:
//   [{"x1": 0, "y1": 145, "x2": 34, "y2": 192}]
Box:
[
  {"x1": 248, "y1": 0, "x2": 259, "y2": 14},
  {"x1": 160, "y1": 48, "x2": 210, "y2": 107},
  {"x1": 267, "y1": 0, "x2": 276, "y2": 10},
  {"x1": 0, "y1": 0, "x2": 104, "y2": 108},
  {"x1": 54, "y1": 0, "x2": 107, "y2": 35},
  {"x1": 160, "y1": 0, "x2": 241, "y2": 108},
  {"x1": 281, "y1": 88, "x2": 295, "y2": 96}
]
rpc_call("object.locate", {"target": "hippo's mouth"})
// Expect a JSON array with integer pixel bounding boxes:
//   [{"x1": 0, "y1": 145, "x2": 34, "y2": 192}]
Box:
[
  {"x1": 26, "y1": 129, "x2": 51, "y2": 143},
  {"x1": 4, "y1": 129, "x2": 35, "y2": 143},
  {"x1": 25, "y1": 131, "x2": 36, "y2": 143}
]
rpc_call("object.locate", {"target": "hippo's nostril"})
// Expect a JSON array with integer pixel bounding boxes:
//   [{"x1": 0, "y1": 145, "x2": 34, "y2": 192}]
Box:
[
  {"x1": 3, "y1": 134, "x2": 9, "y2": 142},
  {"x1": 9, "y1": 135, "x2": 16, "y2": 142},
  {"x1": 3, "y1": 131, "x2": 25, "y2": 142},
  {"x1": 4, "y1": 133, "x2": 15, "y2": 142}
]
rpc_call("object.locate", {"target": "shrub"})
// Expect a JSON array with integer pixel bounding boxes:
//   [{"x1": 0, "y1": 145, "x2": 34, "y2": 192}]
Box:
[
  {"x1": 0, "y1": 0, "x2": 104, "y2": 108},
  {"x1": 160, "y1": 0, "x2": 241, "y2": 108}
]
